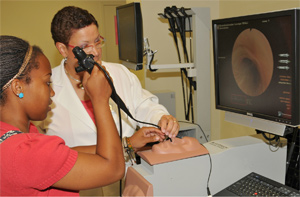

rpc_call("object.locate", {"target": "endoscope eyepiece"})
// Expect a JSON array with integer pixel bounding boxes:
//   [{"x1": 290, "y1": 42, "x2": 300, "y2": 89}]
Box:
[{"x1": 72, "y1": 46, "x2": 95, "y2": 74}]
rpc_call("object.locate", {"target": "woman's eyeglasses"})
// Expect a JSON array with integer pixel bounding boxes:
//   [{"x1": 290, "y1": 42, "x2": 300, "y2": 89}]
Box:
[{"x1": 68, "y1": 36, "x2": 105, "y2": 54}]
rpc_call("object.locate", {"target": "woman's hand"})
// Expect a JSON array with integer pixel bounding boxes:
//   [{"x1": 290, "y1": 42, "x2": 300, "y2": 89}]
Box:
[
  {"x1": 82, "y1": 64, "x2": 112, "y2": 103},
  {"x1": 158, "y1": 115, "x2": 180, "y2": 138},
  {"x1": 129, "y1": 127, "x2": 166, "y2": 150}
]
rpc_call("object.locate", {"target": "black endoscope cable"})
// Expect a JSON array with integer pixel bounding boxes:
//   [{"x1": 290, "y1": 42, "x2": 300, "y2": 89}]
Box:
[
  {"x1": 93, "y1": 60, "x2": 165, "y2": 196},
  {"x1": 178, "y1": 120, "x2": 212, "y2": 196},
  {"x1": 204, "y1": 150, "x2": 212, "y2": 196},
  {"x1": 72, "y1": 46, "x2": 161, "y2": 129},
  {"x1": 169, "y1": 9, "x2": 210, "y2": 194},
  {"x1": 73, "y1": 47, "x2": 210, "y2": 195},
  {"x1": 94, "y1": 61, "x2": 161, "y2": 129},
  {"x1": 72, "y1": 46, "x2": 161, "y2": 196},
  {"x1": 178, "y1": 121, "x2": 208, "y2": 142}
]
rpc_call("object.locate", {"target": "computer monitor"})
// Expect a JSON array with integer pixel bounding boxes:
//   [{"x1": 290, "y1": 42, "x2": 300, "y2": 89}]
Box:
[
  {"x1": 116, "y1": 2, "x2": 144, "y2": 70},
  {"x1": 212, "y1": 8, "x2": 300, "y2": 135}
]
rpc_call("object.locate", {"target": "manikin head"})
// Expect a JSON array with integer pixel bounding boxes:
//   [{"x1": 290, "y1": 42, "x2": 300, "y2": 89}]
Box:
[{"x1": 152, "y1": 137, "x2": 200, "y2": 154}]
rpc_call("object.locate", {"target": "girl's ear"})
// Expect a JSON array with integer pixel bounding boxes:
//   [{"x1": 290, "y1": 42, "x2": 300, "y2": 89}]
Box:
[
  {"x1": 10, "y1": 79, "x2": 23, "y2": 97},
  {"x1": 55, "y1": 42, "x2": 68, "y2": 58}
]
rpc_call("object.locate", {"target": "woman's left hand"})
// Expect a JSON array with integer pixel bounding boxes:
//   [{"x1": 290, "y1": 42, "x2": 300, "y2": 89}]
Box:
[{"x1": 158, "y1": 115, "x2": 180, "y2": 138}]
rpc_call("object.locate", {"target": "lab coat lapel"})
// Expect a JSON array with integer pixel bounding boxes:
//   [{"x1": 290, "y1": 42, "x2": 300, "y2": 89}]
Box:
[{"x1": 56, "y1": 65, "x2": 95, "y2": 131}]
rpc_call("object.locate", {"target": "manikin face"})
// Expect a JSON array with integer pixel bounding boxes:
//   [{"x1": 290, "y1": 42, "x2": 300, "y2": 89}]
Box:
[
  {"x1": 21, "y1": 54, "x2": 55, "y2": 121},
  {"x1": 152, "y1": 137, "x2": 200, "y2": 154},
  {"x1": 66, "y1": 24, "x2": 103, "y2": 68}
]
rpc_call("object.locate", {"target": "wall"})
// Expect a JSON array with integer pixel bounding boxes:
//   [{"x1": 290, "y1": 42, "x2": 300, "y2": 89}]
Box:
[{"x1": 0, "y1": 0, "x2": 125, "y2": 68}]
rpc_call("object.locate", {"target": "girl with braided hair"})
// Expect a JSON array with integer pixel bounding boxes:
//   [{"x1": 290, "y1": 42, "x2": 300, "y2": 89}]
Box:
[{"x1": 0, "y1": 35, "x2": 125, "y2": 196}]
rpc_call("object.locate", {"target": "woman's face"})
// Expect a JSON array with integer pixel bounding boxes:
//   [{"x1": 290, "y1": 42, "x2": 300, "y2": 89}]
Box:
[
  {"x1": 67, "y1": 24, "x2": 102, "y2": 67},
  {"x1": 22, "y1": 54, "x2": 54, "y2": 121}
]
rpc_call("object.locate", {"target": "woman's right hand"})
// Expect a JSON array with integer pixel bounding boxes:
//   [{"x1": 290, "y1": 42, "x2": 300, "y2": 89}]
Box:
[
  {"x1": 82, "y1": 64, "x2": 112, "y2": 103},
  {"x1": 129, "y1": 127, "x2": 166, "y2": 151}
]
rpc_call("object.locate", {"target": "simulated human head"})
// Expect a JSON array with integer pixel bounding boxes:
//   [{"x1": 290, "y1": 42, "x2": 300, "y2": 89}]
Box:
[
  {"x1": 137, "y1": 136, "x2": 208, "y2": 165},
  {"x1": 51, "y1": 6, "x2": 99, "y2": 45},
  {"x1": 152, "y1": 137, "x2": 200, "y2": 154}
]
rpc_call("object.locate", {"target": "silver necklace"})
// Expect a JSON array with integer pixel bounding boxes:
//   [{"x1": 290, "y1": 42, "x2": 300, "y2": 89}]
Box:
[{"x1": 64, "y1": 67, "x2": 84, "y2": 89}]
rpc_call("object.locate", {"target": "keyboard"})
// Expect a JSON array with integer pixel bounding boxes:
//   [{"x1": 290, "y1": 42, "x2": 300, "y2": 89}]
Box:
[{"x1": 214, "y1": 172, "x2": 300, "y2": 196}]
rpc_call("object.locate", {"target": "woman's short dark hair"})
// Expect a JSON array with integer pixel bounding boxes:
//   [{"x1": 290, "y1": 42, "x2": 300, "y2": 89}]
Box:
[
  {"x1": 51, "y1": 6, "x2": 99, "y2": 45},
  {"x1": 0, "y1": 35, "x2": 42, "y2": 105}
]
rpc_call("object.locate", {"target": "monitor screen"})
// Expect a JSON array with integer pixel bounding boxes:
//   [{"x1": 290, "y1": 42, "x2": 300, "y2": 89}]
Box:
[
  {"x1": 116, "y1": 2, "x2": 143, "y2": 70},
  {"x1": 212, "y1": 8, "x2": 300, "y2": 126}
]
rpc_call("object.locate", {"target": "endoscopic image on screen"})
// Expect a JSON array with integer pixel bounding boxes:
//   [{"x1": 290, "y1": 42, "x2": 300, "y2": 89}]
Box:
[
  {"x1": 232, "y1": 28, "x2": 273, "y2": 97},
  {"x1": 214, "y1": 13, "x2": 294, "y2": 122}
]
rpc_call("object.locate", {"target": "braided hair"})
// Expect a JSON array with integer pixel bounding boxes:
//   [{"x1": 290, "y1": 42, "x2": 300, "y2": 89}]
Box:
[
  {"x1": 0, "y1": 35, "x2": 42, "y2": 105},
  {"x1": 51, "y1": 6, "x2": 98, "y2": 45}
]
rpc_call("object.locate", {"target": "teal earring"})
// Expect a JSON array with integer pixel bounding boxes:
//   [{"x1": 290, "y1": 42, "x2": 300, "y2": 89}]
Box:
[{"x1": 18, "y1": 92, "x2": 24, "y2": 99}]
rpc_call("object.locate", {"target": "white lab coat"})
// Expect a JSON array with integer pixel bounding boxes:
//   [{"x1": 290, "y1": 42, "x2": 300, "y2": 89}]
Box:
[{"x1": 33, "y1": 59, "x2": 169, "y2": 147}]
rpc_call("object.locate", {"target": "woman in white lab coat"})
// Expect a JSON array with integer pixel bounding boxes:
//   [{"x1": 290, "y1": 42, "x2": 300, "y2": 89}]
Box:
[{"x1": 34, "y1": 6, "x2": 179, "y2": 153}]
